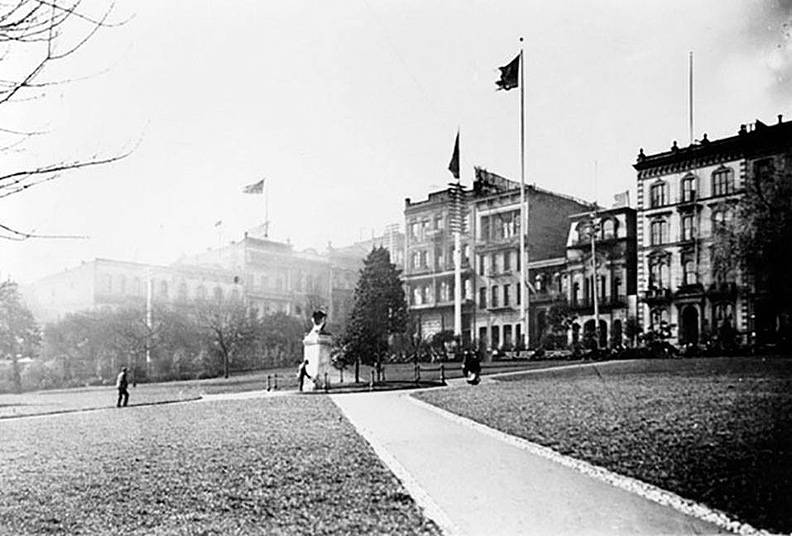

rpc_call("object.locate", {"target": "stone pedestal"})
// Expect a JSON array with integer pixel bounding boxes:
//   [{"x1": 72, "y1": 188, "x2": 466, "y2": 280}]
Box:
[{"x1": 302, "y1": 330, "x2": 333, "y2": 390}]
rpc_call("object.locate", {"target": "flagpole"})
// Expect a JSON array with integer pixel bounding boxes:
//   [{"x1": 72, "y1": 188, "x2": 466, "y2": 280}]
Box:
[
  {"x1": 519, "y1": 38, "x2": 529, "y2": 351},
  {"x1": 453, "y1": 134, "x2": 462, "y2": 343},
  {"x1": 264, "y1": 178, "x2": 270, "y2": 238}
]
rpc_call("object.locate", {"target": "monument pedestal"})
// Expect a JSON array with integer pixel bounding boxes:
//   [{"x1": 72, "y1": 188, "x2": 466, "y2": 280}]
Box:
[{"x1": 302, "y1": 331, "x2": 332, "y2": 390}]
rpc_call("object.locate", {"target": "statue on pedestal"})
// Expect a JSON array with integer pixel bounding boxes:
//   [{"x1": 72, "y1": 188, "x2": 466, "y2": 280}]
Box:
[{"x1": 302, "y1": 310, "x2": 332, "y2": 390}]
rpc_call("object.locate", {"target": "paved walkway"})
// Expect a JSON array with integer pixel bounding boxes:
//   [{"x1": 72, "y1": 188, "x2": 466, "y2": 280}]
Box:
[{"x1": 331, "y1": 388, "x2": 728, "y2": 536}]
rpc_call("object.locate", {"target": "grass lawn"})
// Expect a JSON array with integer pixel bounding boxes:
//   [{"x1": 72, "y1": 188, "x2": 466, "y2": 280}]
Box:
[
  {"x1": 415, "y1": 357, "x2": 792, "y2": 534},
  {"x1": 0, "y1": 360, "x2": 580, "y2": 418},
  {"x1": 0, "y1": 396, "x2": 440, "y2": 535}
]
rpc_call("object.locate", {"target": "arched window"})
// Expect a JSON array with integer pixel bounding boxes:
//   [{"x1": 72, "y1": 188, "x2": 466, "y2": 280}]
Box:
[
  {"x1": 712, "y1": 167, "x2": 734, "y2": 196},
  {"x1": 649, "y1": 255, "x2": 670, "y2": 289},
  {"x1": 601, "y1": 218, "x2": 616, "y2": 239},
  {"x1": 681, "y1": 174, "x2": 696, "y2": 202},
  {"x1": 650, "y1": 181, "x2": 667, "y2": 207},
  {"x1": 682, "y1": 255, "x2": 697, "y2": 285}
]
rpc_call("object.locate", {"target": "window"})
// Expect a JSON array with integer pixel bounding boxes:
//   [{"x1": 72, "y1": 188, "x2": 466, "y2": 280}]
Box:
[
  {"x1": 420, "y1": 251, "x2": 428, "y2": 269},
  {"x1": 413, "y1": 286, "x2": 423, "y2": 305},
  {"x1": 491, "y1": 325, "x2": 500, "y2": 349},
  {"x1": 412, "y1": 253, "x2": 420, "y2": 270},
  {"x1": 480, "y1": 216, "x2": 491, "y2": 241},
  {"x1": 503, "y1": 250, "x2": 511, "y2": 272},
  {"x1": 682, "y1": 257, "x2": 697, "y2": 285},
  {"x1": 712, "y1": 167, "x2": 734, "y2": 196},
  {"x1": 478, "y1": 254, "x2": 485, "y2": 276},
  {"x1": 435, "y1": 246, "x2": 444, "y2": 271},
  {"x1": 650, "y1": 182, "x2": 667, "y2": 207},
  {"x1": 601, "y1": 218, "x2": 615, "y2": 239},
  {"x1": 503, "y1": 284, "x2": 511, "y2": 306},
  {"x1": 503, "y1": 325, "x2": 513, "y2": 347},
  {"x1": 681, "y1": 214, "x2": 694, "y2": 241},
  {"x1": 491, "y1": 286, "x2": 499, "y2": 308},
  {"x1": 438, "y1": 281, "x2": 450, "y2": 302},
  {"x1": 478, "y1": 287, "x2": 487, "y2": 309},
  {"x1": 681, "y1": 175, "x2": 696, "y2": 202},
  {"x1": 650, "y1": 219, "x2": 668, "y2": 245},
  {"x1": 409, "y1": 222, "x2": 419, "y2": 239},
  {"x1": 649, "y1": 257, "x2": 669, "y2": 289},
  {"x1": 434, "y1": 215, "x2": 443, "y2": 230},
  {"x1": 103, "y1": 274, "x2": 112, "y2": 294}
]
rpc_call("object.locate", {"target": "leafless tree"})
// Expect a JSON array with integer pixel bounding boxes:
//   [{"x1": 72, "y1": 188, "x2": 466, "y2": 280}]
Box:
[{"x1": 0, "y1": 0, "x2": 130, "y2": 240}]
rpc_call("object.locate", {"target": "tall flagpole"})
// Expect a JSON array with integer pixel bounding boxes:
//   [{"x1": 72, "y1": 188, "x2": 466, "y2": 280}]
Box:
[
  {"x1": 519, "y1": 38, "x2": 529, "y2": 350},
  {"x1": 689, "y1": 51, "x2": 694, "y2": 145},
  {"x1": 453, "y1": 133, "x2": 463, "y2": 342},
  {"x1": 264, "y1": 178, "x2": 270, "y2": 238}
]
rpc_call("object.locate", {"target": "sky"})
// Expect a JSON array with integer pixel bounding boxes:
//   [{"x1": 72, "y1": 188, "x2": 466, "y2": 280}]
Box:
[{"x1": 1, "y1": 0, "x2": 791, "y2": 283}]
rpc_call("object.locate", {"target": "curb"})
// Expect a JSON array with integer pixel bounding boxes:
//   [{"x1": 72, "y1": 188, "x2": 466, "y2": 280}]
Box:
[
  {"x1": 406, "y1": 393, "x2": 767, "y2": 536},
  {"x1": 330, "y1": 395, "x2": 463, "y2": 536}
]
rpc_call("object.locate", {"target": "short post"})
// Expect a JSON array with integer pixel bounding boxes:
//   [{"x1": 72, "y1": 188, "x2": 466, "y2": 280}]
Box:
[
  {"x1": 369, "y1": 369, "x2": 375, "y2": 391},
  {"x1": 324, "y1": 372, "x2": 329, "y2": 393},
  {"x1": 266, "y1": 375, "x2": 271, "y2": 391},
  {"x1": 273, "y1": 374, "x2": 278, "y2": 391},
  {"x1": 441, "y1": 364, "x2": 446, "y2": 385},
  {"x1": 381, "y1": 365, "x2": 386, "y2": 382},
  {"x1": 340, "y1": 367, "x2": 344, "y2": 383},
  {"x1": 414, "y1": 363, "x2": 420, "y2": 383}
]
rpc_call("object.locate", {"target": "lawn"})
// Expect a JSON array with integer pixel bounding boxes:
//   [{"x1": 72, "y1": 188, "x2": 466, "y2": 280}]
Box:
[
  {"x1": 0, "y1": 360, "x2": 580, "y2": 418},
  {"x1": 0, "y1": 396, "x2": 441, "y2": 535},
  {"x1": 415, "y1": 357, "x2": 792, "y2": 534}
]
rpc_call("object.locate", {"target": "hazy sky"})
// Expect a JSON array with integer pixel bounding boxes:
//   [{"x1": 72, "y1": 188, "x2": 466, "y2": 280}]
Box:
[{"x1": 1, "y1": 0, "x2": 791, "y2": 283}]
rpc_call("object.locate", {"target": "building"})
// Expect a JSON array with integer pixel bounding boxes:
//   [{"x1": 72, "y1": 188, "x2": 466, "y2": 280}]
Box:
[
  {"x1": 404, "y1": 167, "x2": 593, "y2": 349},
  {"x1": 472, "y1": 173, "x2": 594, "y2": 350},
  {"x1": 24, "y1": 258, "x2": 240, "y2": 324},
  {"x1": 634, "y1": 115, "x2": 792, "y2": 346},
  {"x1": 563, "y1": 205, "x2": 637, "y2": 348},
  {"x1": 24, "y1": 224, "x2": 405, "y2": 335}
]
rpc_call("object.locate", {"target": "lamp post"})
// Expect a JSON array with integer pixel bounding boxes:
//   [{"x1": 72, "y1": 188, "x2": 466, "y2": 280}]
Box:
[{"x1": 584, "y1": 213, "x2": 602, "y2": 350}]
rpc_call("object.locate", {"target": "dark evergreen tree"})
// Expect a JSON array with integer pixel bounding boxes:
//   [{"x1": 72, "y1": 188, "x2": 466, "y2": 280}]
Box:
[
  {"x1": 341, "y1": 247, "x2": 407, "y2": 370},
  {"x1": 0, "y1": 281, "x2": 40, "y2": 392}
]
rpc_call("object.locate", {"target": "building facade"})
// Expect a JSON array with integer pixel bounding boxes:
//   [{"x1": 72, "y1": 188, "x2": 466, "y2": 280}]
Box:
[
  {"x1": 564, "y1": 206, "x2": 637, "y2": 348},
  {"x1": 634, "y1": 115, "x2": 792, "y2": 346}
]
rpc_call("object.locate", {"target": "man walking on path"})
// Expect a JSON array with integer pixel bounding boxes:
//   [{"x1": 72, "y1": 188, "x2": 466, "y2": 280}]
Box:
[
  {"x1": 116, "y1": 367, "x2": 129, "y2": 407},
  {"x1": 297, "y1": 360, "x2": 311, "y2": 392}
]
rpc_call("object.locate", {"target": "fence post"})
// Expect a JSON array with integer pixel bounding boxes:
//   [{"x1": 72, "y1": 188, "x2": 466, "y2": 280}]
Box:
[
  {"x1": 369, "y1": 369, "x2": 375, "y2": 391},
  {"x1": 441, "y1": 364, "x2": 446, "y2": 385},
  {"x1": 274, "y1": 374, "x2": 278, "y2": 391},
  {"x1": 266, "y1": 375, "x2": 271, "y2": 391},
  {"x1": 340, "y1": 367, "x2": 344, "y2": 384},
  {"x1": 381, "y1": 365, "x2": 386, "y2": 383},
  {"x1": 324, "y1": 372, "x2": 329, "y2": 393},
  {"x1": 414, "y1": 363, "x2": 420, "y2": 383}
]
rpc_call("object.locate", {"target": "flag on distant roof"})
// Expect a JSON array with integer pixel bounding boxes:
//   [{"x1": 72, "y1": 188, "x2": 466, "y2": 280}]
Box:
[
  {"x1": 448, "y1": 131, "x2": 460, "y2": 180},
  {"x1": 242, "y1": 179, "x2": 265, "y2": 194},
  {"x1": 214, "y1": 220, "x2": 223, "y2": 227},
  {"x1": 613, "y1": 190, "x2": 630, "y2": 208},
  {"x1": 496, "y1": 54, "x2": 520, "y2": 91}
]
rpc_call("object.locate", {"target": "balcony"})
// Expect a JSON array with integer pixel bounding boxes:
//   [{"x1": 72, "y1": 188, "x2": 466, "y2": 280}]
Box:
[
  {"x1": 640, "y1": 287, "x2": 672, "y2": 304},
  {"x1": 675, "y1": 283, "x2": 704, "y2": 297},
  {"x1": 569, "y1": 295, "x2": 627, "y2": 312},
  {"x1": 531, "y1": 290, "x2": 564, "y2": 304}
]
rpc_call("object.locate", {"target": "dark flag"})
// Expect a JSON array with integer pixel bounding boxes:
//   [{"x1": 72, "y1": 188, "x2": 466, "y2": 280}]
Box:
[
  {"x1": 448, "y1": 131, "x2": 459, "y2": 179},
  {"x1": 496, "y1": 54, "x2": 520, "y2": 91}
]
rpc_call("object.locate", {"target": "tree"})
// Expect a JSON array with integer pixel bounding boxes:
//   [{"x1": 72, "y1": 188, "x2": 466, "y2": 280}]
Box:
[
  {"x1": 734, "y1": 156, "x2": 792, "y2": 333},
  {"x1": 0, "y1": 1, "x2": 129, "y2": 239},
  {"x1": 340, "y1": 247, "x2": 407, "y2": 371},
  {"x1": 194, "y1": 299, "x2": 259, "y2": 379},
  {"x1": 0, "y1": 280, "x2": 40, "y2": 391}
]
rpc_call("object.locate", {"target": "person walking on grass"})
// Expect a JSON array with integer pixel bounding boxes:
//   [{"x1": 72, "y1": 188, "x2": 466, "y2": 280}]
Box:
[
  {"x1": 116, "y1": 367, "x2": 129, "y2": 407},
  {"x1": 297, "y1": 359, "x2": 312, "y2": 392}
]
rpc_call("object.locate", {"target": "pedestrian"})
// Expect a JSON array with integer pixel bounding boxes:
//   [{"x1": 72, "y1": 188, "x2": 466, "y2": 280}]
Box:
[
  {"x1": 116, "y1": 367, "x2": 129, "y2": 407},
  {"x1": 297, "y1": 359, "x2": 312, "y2": 392},
  {"x1": 462, "y1": 350, "x2": 481, "y2": 385}
]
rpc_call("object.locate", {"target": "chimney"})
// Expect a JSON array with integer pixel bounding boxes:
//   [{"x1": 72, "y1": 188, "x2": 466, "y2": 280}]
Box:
[{"x1": 779, "y1": 114, "x2": 784, "y2": 124}]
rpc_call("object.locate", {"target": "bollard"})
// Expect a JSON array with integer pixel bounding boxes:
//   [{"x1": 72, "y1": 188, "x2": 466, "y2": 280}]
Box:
[
  {"x1": 414, "y1": 363, "x2": 420, "y2": 383},
  {"x1": 441, "y1": 364, "x2": 446, "y2": 385},
  {"x1": 274, "y1": 374, "x2": 278, "y2": 391},
  {"x1": 369, "y1": 369, "x2": 375, "y2": 391},
  {"x1": 340, "y1": 367, "x2": 344, "y2": 384},
  {"x1": 324, "y1": 372, "x2": 329, "y2": 393},
  {"x1": 266, "y1": 375, "x2": 271, "y2": 391},
  {"x1": 381, "y1": 365, "x2": 386, "y2": 383}
]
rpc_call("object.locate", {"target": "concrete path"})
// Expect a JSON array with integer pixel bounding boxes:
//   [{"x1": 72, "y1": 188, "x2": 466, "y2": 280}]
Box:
[{"x1": 331, "y1": 389, "x2": 728, "y2": 536}]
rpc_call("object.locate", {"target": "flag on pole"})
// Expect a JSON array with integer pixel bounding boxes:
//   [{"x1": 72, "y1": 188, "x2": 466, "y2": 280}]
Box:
[
  {"x1": 242, "y1": 179, "x2": 265, "y2": 194},
  {"x1": 214, "y1": 220, "x2": 223, "y2": 227},
  {"x1": 496, "y1": 54, "x2": 520, "y2": 91},
  {"x1": 448, "y1": 131, "x2": 460, "y2": 179},
  {"x1": 613, "y1": 190, "x2": 630, "y2": 208}
]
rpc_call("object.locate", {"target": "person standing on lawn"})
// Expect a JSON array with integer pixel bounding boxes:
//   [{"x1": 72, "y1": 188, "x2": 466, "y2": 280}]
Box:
[
  {"x1": 297, "y1": 359, "x2": 312, "y2": 392},
  {"x1": 116, "y1": 367, "x2": 129, "y2": 407}
]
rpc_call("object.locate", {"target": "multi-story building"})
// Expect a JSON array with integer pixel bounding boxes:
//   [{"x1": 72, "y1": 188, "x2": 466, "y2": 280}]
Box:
[
  {"x1": 634, "y1": 115, "x2": 792, "y2": 346},
  {"x1": 404, "y1": 167, "x2": 593, "y2": 349},
  {"x1": 472, "y1": 176, "x2": 593, "y2": 350},
  {"x1": 563, "y1": 206, "x2": 637, "y2": 348},
  {"x1": 23, "y1": 258, "x2": 240, "y2": 323}
]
